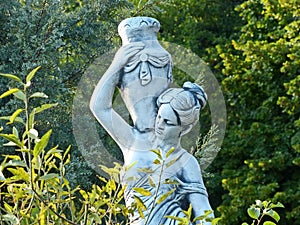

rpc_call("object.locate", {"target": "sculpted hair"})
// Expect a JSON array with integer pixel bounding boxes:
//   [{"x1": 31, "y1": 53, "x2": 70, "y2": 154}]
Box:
[{"x1": 157, "y1": 82, "x2": 207, "y2": 135}]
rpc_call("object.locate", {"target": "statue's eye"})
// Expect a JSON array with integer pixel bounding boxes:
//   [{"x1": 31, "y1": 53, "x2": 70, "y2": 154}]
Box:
[{"x1": 164, "y1": 119, "x2": 176, "y2": 126}]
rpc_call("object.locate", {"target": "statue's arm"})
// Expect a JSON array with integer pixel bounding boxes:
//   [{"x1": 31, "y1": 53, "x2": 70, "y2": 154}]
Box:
[
  {"x1": 89, "y1": 43, "x2": 145, "y2": 149},
  {"x1": 182, "y1": 156, "x2": 213, "y2": 224}
]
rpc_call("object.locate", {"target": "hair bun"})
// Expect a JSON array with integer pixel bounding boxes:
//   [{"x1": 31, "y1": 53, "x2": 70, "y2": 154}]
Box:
[{"x1": 183, "y1": 81, "x2": 207, "y2": 108}]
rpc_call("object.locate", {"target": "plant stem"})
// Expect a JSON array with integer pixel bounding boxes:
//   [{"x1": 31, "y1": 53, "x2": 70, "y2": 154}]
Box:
[{"x1": 144, "y1": 157, "x2": 165, "y2": 225}]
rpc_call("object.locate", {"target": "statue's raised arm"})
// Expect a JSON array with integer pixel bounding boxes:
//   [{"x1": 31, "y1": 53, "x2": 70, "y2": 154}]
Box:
[{"x1": 89, "y1": 42, "x2": 145, "y2": 152}]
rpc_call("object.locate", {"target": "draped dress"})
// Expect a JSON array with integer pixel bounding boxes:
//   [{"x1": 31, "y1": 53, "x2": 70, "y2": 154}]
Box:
[{"x1": 123, "y1": 149, "x2": 208, "y2": 225}]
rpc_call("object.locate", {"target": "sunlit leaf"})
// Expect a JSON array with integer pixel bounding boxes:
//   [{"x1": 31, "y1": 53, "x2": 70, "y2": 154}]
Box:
[
  {"x1": 35, "y1": 103, "x2": 58, "y2": 114},
  {"x1": 7, "y1": 109, "x2": 24, "y2": 124},
  {"x1": 29, "y1": 92, "x2": 48, "y2": 99},
  {"x1": 0, "y1": 116, "x2": 25, "y2": 125},
  {"x1": 13, "y1": 91, "x2": 26, "y2": 101},
  {"x1": 153, "y1": 159, "x2": 161, "y2": 164},
  {"x1": 212, "y1": 217, "x2": 222, "y2": 225},
  {"x1": 133, "y1": 187, "x2": 152, "y2": 196},
  {"x1": 166, "y1": 158, "x2": 178, "y2": 168},
  {"x1": 148, "y1": 176, "x2": 156, "y2": 187},
  {"x1": 269, "y1": 202, "x2": 284, "y2": 209},
  {"x1": 156, "y1": 188, "x2": 175, "y2": 204},
  {"x1": 5, "y1": 159, "x2": 26, "y2": 168},
  {"x1": 166, "y1": 147, "x2": 175, "y2": 158},
  {"x1": 1, "y1": 214, "x2": 20, "y2": 224},
  {"x1": 26, "y1": 66, "x2": 41, "y2": 83},
  {"x1": 0, "y1": 73, "x2": 22, "y2": 83},
  {"x1": 263, "y1": 222, "x2": 276, "y2": 225},
  {"x1": 133, "y1": 195, "x2": 146, "y2": 210},
  {"x1": 28, "y1": 128, "x2": 39, "y2": 139},
  {"x1": 7, "y1": 167, "x2": 29, "y2": 182},
  {"x1": 0, "y1": 88, "x2": 20, "y2": 99},
  {"x1": 33, "y1": 129, "x2": 52, "y2": 157},
  {"x1": 150, "y1": 149, "x2": 162, "y2": 159},
  {"x1": 125, "y1": 161, "x2": 137, "y2": 171},
  {"x1": 247, "y1": 207, "x2": 260, "y2": 220},
  {"x1": 39, "y1": 173, "x2": 59, "y2": 181},
  {"x1": 0, "y1": 134, "x2": 22, "y2": 148},
  {"x1": 265, "y1": 209, "x2": 280, "y2": 222}
]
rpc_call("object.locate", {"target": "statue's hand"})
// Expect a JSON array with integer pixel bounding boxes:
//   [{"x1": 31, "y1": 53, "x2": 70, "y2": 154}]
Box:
[{"x1": 111, "y1": 42, "x2": 145, "y2": 71}]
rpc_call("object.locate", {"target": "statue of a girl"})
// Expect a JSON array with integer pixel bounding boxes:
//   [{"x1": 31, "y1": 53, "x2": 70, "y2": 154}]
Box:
[{"x1": 90, "y1": 39, "x2": 213, "y2": 224}]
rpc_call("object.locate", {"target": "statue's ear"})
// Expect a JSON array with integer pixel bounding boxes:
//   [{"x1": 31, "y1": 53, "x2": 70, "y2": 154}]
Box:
[{"x1": 180, "y1": 124, "x2": 193, "y2": 137}]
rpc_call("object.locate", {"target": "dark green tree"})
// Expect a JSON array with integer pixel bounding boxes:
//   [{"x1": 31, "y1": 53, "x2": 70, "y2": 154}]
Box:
[
  {"x1": 0, "y1": 0, "x2": 131, "y2": 188},
  {"x1": 216, "y1": 0, "x2": 300, "y2": 224}
]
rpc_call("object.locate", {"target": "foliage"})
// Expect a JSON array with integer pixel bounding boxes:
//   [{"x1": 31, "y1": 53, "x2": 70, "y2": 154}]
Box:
[
  {"x1": 0, "y1": 68, "x2": 136, "y2": 225},
  {"x1": 154, "y1": 0, "x2": 243, "y2": 58},
  {"x1": 243, "y1": 200, "x2": 284, "y2": 225},
  {"x1": 155, "y1": 0, "x2": 300, "y2": 224},
  {"x1": 214, "y1": 0, "x2": 300, "y2": 224},
  {"x1": 0, "y1": 0, "x2": 132, "y2": 190}
]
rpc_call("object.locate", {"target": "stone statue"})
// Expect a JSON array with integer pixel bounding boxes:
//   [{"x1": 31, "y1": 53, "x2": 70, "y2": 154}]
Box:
[{"x1": 90, "y1": 17, "x2": 213, "y2": 225}]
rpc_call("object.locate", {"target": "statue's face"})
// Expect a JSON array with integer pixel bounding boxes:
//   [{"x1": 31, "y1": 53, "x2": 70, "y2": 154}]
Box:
[{"x1": 155, "y1": 104, "x2": 182, "y2": 141}]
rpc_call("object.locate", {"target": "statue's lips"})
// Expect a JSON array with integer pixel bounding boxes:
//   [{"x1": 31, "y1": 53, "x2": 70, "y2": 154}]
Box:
[{"x1": 155, "y1": 128, "x2": 163, "y2": 135}]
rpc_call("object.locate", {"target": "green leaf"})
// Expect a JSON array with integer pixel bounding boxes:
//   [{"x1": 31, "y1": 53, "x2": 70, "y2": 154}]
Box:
[
  {"x1": 156, "y1": 188, "x2": 175, "y2": 204},
  {"x1": 0, "y1": 88, "x2": 20, "y2": 99},
  {"x1": 193, "y1": 210, "x2": 213, "y2": 221},
  {"x1": 265, "y1": 209, "x2": 280, "y2": 222},
  {"x1": 148, "y1": 176, "x2": 156, "y2": 187},
  {"x1": 247, "y1": 207, "x2": 260, "y2": 220},
  {"x1": 99, "y1": 165, "x2": 120, "y2": 176},
  {"x1": 166, "y1": 147, "x2": 175, "y2": 158},
  {"x1": 33, "y1": 129, "x2": 52, "y2": 157},
  {"x1": 7, "y1": 167, "x2": 29, "y2": 181},
  {"x1": 0, "y1": 134, "x2": 22, "y2": 148},
  {"x1": 107, "y1": 179, "x2": 116, "y2": 191},
  {"x1": 26, "y1": 66, "x2": 41, "y2": 83},
  {"x1": 5, "y1": 159, "x2": 26, "y2": 168},
  {"x1": 134, "y1": 194, "x2": 146, "y2": 219},
  {"x1": 164, "y1": 215, "x2": 184, "y2": 222},
  {"x1": 212, "y1": 217, "x2": 222, "y2": 225},
  {"x1": 269, "y1": 202, "x2": 284, "y2": 209},
  {"x1": 153, "y1": 159, "x2": 161, "y2": 164},
  {"x1": 63, "y1": 145, "x2": 71, "y2": 161},
  {"x1": 35, "y1": 103, "x2": 58, "y2": 114},
  {"x1": 7, "y1": 109, "x2": 24, "y2": 124},
  {"x1": 137, "y1": 167, "x2": 154, "y2": 173},
  {"x1": 163, "y1": 179, "x2": 179, "y2": 185},
  {"x1": 0, "y1": 171, "x2": 6, "y2": 181},
  {"x1": 12, "y1": 127, "x2": 19, "y2": 138},
  {"x1": 29, "y1": 92, "x2": 48, "y2": 99},
  {"x1": 125, "y1": 161, "x2": 137, "y2": 171},
  {"x1": 150, "y1": 149, "x2": 162, "y2": 159},
  {"x1": 39, "y1": 173, "x2": 59, "y2": 181},
  {"x1": 1, "y1": 214, "x2": 20, "y2": 224},
  {"x1": 0, "y1": 116, "x2": 25, "y2": 125},
  {"x1": 133, "y1": 187, "x2": 152, "y2": 196},
  {"x1": 0, "y1": 73, "x2": 22, "y2": 83},
  {"x1": 13, "y1": 91, "x2": 26, "y2": 101},
  {"x1": 80, "y1": 190, "x2": 88, "y2": 200},
  {"x1": 263, "y1": 222, "x2": 276, "y2": 225},
  {"x1": 166, "y1": 158, "x2": 178, "y2": 168},
  {"x1": 4, "y1": 202, "x2": 13, "y2": 213}
]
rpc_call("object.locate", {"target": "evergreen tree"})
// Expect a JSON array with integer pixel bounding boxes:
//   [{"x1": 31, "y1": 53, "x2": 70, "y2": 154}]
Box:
[{"x1": 216, "y1": 0, "x2": 300, "y2": 223}]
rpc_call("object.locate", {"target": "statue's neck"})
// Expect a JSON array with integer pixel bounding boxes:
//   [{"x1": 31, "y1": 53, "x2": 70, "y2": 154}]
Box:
[{"x1": 151, "y1": 136, "x2": 182, "y2": 155}]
